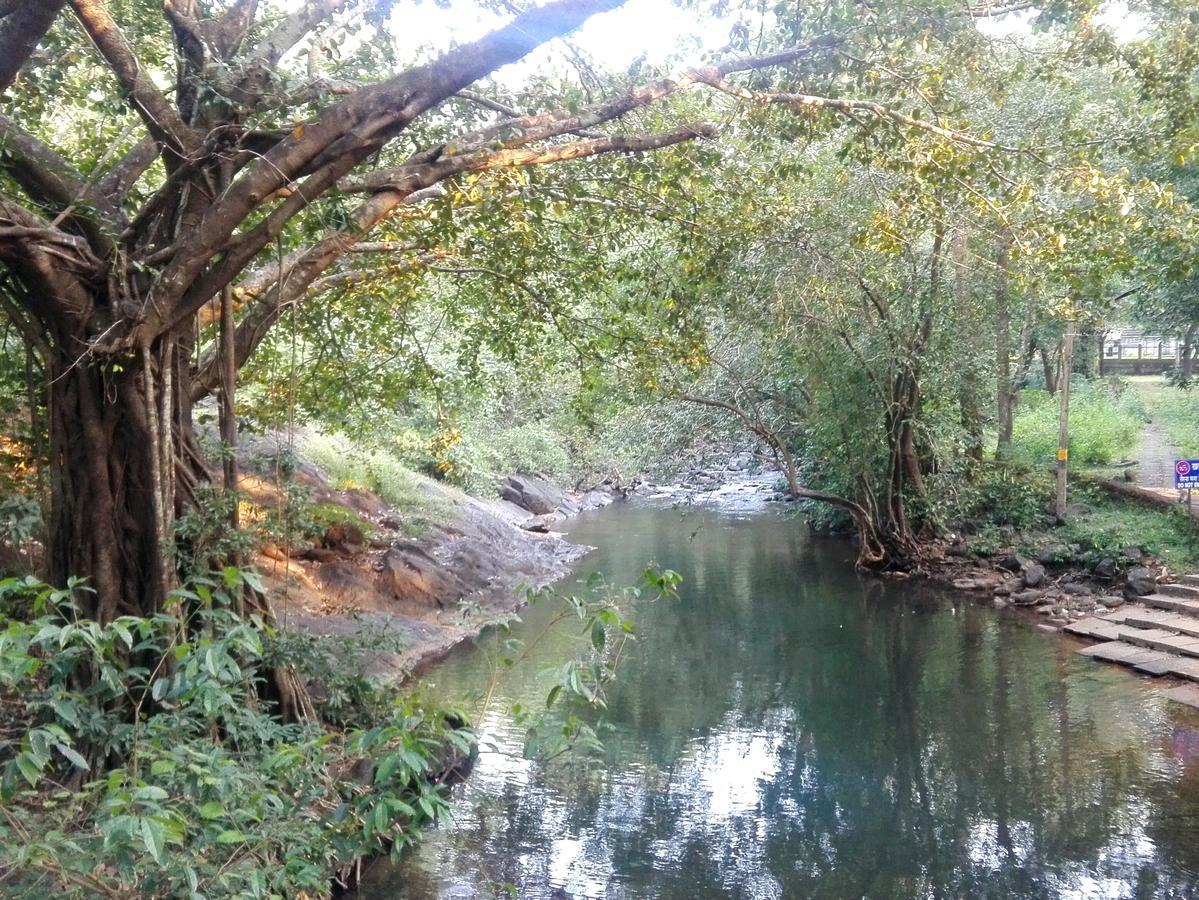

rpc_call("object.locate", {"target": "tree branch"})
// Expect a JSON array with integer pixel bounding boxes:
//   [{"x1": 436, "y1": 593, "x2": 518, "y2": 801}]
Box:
[
  {"x1": 68, "y1": 0, "x2": 197, "y2": 156},
  {"x1": 189, "y1": 124, "x2": 708, "y2": 399},
  {"x1": 0, "y1": 1, "x2": 67, "y2": 94},
  {"x1": 138, "y1": 0, "x2": 633, "y2": 346}
]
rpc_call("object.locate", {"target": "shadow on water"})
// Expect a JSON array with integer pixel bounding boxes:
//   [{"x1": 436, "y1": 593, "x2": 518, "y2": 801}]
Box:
[{"x1": 358, "y1": 503, "x2": 1199, "y2": 899}]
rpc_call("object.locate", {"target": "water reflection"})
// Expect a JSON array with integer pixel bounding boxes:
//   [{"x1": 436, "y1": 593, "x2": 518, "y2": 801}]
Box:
[{"x1": 361, "y1": 505, "x2": 1199, "y2": 899}]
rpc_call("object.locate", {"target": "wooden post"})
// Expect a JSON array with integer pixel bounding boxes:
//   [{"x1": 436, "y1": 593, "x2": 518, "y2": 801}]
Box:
[{"x1": 1055, "y1": 323, "x2": 1076, "y2": 520}]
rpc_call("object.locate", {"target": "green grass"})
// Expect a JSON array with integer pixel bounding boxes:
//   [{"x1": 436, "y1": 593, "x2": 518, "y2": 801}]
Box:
[
  {"x1": 1136, "y1": 379, "x2": 1199, "y2": 459},
  {"x1": 1011, "y1": 379, "x2": 1143, "y2": 467},
  {"x1": 1040, "y1": 484, "x2": 1199, "y2": 571},
  {"x1": 298, "y1": 430, "x2": 457, "y2": 534}
]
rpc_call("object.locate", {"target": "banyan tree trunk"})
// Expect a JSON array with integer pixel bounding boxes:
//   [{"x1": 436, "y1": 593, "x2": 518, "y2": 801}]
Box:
[{"x1": 45, "y1": 339, "x2": 193, "y2": 621}]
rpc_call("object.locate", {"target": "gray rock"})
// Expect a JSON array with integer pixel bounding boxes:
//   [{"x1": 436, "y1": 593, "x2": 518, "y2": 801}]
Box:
[
  {"x1": 1062, "y1": 582, "x2": 1092, "y2": 596},
  {"x1": 1037, "y1": 544, "x2": 1071, "y2": 565},
  {"x1": 1125, "y1": 566, "x2": 1157, "y2": 597},
  {"x1": 1121, "y1": 546, "x2": 1143, "y2": 562},
  {"x1": 499, "y1": 474, "x2": 566, "y2": 515},
  {"x1": 1023, "y1": 564, "x2": 1046, "y2": 588},
  {"x1": 1100, "y1": 595, "x2": 1125, "y2": 609},
  {"x1": 1093, "y1": 558, "x2": 1118, "y2": 579},
  {"x1": 999, "y1": 553, "x2": 1028, "y2": 573},
  {"x1": 1012, "y1": 589, "x2": 1043, "y2": 606}
]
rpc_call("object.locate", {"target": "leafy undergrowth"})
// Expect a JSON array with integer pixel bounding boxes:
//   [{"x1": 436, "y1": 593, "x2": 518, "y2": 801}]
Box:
[
  {"x1": 950, "y1": 463, "x2": 1199, "y2": 572},
  {"x1": 1011, "y1": 379, "x2": 1143, "y2": 467},
  {"x1": 298, "y1": 430, "x2": 456, "y2": 537},
  {"x1": 0, "y1": 571, "x2": 471, "y2": 899}
]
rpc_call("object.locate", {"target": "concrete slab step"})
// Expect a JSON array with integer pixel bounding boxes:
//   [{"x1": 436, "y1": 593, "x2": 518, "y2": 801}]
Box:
[
  {"x1": 1118, "y1": 626, "x2": 1199, "y2": 657},
  {"x1": 1064, "y1": 617, "x2": 1124, "y2": 641},
  {"x1": 1123, "y1": 609, "x2": 1199, "y2": 639},
  {"x1": 1167, "y1": 657, "x2": 1199, "y2": 682},
  {"x1": 1182, "y1": 575, "x2": 1199, "y2": 588},
  {"x1": 1162, "y1": 684, "x2": 1199, "y2": 708},
  {"x1": 1077, "y1": 641, "x2": 1182, "y2": 675},
  {"x1": 1158, "y1": 583, "x2": 1199, "y2": 599},
  {"x1": 1142, "y1": 594, "x2": 1199, "y2": 616}
]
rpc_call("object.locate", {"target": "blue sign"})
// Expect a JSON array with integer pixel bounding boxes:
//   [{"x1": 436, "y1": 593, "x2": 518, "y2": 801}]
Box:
[{"x1": 1175, "y1": 459, "x2": 1199, "y2": 489}]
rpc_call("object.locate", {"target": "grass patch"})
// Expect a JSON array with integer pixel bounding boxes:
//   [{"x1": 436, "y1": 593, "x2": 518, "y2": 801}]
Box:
[
  {"x1": 1058, "y1": 487, "x2": 1199, "y2": 570},
  {"x1": 1012, "y1": 379, "x2": 1142, "y2": 467},
  {"x1": 1030, "y1": 485, "x2": 1199, "y2": 571},
  {"x1": 299, "y1": 430, "x2": 457, "y2": 535},
  {"x1": 1138, "y1": 379, "x2": 1199, "y2": 458}
]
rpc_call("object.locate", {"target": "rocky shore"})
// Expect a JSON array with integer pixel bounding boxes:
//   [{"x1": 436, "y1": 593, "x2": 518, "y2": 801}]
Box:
[{"x1": 236, "y1": 439, "x2": 622, "y2": 680}]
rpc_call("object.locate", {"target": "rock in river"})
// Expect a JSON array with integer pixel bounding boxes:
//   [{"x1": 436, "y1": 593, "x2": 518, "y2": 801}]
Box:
[{"x1": 499, "y1": 473, "x2": 566, "y2": 515}]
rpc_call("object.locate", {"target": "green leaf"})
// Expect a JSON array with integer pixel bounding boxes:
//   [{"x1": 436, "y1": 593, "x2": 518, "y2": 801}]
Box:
[
  {"x1": 199, "y1": 801, "x2": 224, "y2": 820},
  {"x1": 55, "y1": 743, "x2": 89, "y2": 770},
  {"x1": 545, "y1": 684, "x2": 561, "y2": 709},
  {"x1": 215, "y1": 830, "x2": 245, "y2": 844},
  {"x1": 140, "y1": 817, "x2": 165, "y2": 864},
  {"x1": 591, "y1": 619, "x2": 606, "y2": 653}
]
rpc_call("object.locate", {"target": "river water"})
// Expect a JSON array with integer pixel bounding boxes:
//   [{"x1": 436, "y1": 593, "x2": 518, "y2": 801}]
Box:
[{"x1": 360, "y1": 502, "x2": 1199, "y2": 898}]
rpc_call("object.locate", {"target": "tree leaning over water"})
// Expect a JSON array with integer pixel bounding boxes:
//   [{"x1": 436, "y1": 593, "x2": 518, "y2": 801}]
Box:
[{"x1": 0, "y1": 0, "x2": 1066, "y2": 623}]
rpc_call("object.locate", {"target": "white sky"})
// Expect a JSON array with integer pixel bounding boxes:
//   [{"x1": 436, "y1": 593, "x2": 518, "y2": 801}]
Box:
[{"x1": 378, "y1": 0, "x2": 1148, "y2": 81}]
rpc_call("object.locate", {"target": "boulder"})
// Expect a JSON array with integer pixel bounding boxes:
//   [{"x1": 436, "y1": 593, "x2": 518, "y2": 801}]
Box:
[
  {"x1": 1012, "y1": 589, "x2": 1043, "y2": 606},
  {"x1": 1125, "y1": 566, "x2": 1157, "y2": 597},
  {"x1": 998, "y1": 553, "x2": 1029, "y2": 573},
  {"x1": 1100, "y1": 595, "x2": 1125, "y2": 609},
  {"x1": 1037, "y1": 544, "x2": 1072, "y2": 565},
  {"x1": 1022, "y1": 564, "x2": 1046, "y2": 588},
  {"x1": 1062, "y1": 582, "x2": 1092, "y2": 596},
  {"x1": 498, "y1": 474, "x2": 566, "y2": 515},
  {"x1": 377, "y1": 541, "x2": 467, "y2": 610},
  {"x1": 1092, "y1": 558, "x2": 1118, "y2": 579}
]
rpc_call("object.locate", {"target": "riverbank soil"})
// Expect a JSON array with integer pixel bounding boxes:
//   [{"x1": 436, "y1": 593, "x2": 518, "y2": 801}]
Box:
[{"x1": 232, "y1": 435, "x2": 617, "y2": 680}]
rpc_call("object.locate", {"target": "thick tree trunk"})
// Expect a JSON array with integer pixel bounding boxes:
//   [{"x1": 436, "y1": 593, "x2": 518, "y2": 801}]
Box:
[
  {"x1": 994, "y1": 234, "x2": 1014, "y2": 456},
  {"x1": 44, "y1": 326, "x2": 213, "y2": 621},
  {"x1": 1182, "y1": 324, "x2": 1196, "y2": 384},
  {"x1": 45, "y1": 346, "x2": 187, "y2": 620},
  {"x1": 1042, "y1": 343, "x2": 1060, "y2": 395}
]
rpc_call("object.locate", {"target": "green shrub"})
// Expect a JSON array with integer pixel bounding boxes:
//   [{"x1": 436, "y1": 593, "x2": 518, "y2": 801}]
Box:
[
  {"x1": 1012, "y1": 379, "x2": 1142, "y2": 467},
  {"x1": 0, "y1": 572, "x2": 471, "y2": 899},
  {"x1": 948, "y1": 463, "x2": 1052, "y2": 532}
]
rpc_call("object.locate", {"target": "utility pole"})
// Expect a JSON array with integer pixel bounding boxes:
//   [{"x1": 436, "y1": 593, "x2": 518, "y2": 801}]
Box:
[{"x1": 1055, "y1": 322, "x2": 1076, "y2": 520}]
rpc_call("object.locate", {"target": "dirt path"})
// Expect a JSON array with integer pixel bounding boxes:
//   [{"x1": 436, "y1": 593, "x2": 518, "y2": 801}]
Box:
[
  {"x1": 1113, "y1": 380, "x2": 1191, "y2": 510},
  {"x1": 1137, "y1": 420, "x2": 1182, "y2": 493}
]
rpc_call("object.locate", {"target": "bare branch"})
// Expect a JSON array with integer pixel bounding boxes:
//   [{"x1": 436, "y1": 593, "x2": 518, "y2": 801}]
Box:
[
  {"x1": 700, "y1": 77, "x2": 1003, "y2": 151},
  {"x1": 95, "y1": 137, "x2": 159, "y2": 198}
]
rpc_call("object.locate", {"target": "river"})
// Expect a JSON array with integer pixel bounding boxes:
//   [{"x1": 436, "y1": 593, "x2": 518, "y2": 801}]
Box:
[{"x1": 359, "y1": 501, "x2": 1199, "y2": 898}]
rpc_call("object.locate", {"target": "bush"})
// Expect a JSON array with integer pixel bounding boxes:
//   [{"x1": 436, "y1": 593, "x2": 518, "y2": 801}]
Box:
[
  {"x1": 0, "y1": 572, "x2": 471, "y2": 899},
  {"x1": 1012, "y1": 379, "x2": 1142, "y2": 467},
  {"x1": 940, "y1": 463, "x2": 1052, "y2": 532}
]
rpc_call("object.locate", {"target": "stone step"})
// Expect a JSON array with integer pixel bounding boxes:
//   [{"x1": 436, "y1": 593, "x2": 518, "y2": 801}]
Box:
[
  {"x1": 1142, "y1": 593, "x2": 1199, "y2": 616},
  {"x1": 1077, "y1": 641, "x2": 1199, "y2": 680},
  {"x1": 1123, "y1": 608, "x2": 1199, "y2": 639},
  {"x1": 1158, "y1": 582, "x2": 1199, "y2": 599},
  {"x1": 1182, "y1": 575, "x2": 1199, "y2": 587},
  {"x1": 1063, "y1": 617, "x2": 1124, "y2": 642},
  {"x1": 1117, "y1": 626, "x2": 1199, "y2": 657}
]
